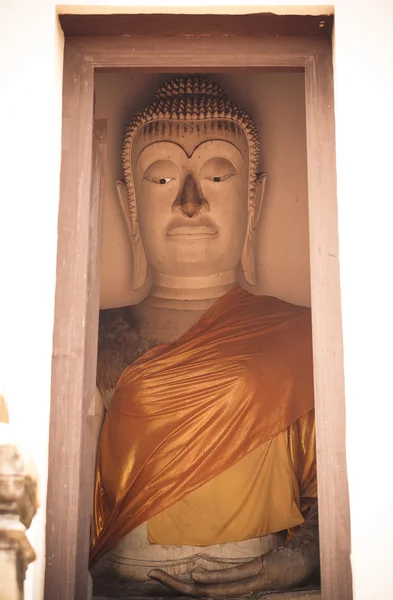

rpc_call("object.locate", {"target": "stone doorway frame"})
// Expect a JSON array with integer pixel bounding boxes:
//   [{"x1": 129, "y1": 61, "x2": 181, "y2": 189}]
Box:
[{"x1": 46, "y1": 19, "x2": 351, "y2": 600}]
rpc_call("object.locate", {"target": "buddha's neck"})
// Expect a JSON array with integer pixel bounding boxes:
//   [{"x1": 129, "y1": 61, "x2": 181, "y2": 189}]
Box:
[
  {"x1": 147, "y1": 270, "x2": 236, "y2": 311},
  {"x1": 133, "y1": 271, "x2": 236, "y2": 344}
]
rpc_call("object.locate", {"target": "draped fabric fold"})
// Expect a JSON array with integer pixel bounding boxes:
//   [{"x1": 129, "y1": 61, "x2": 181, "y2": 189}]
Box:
[{"x1": 90, "y1": 286, "x2": 314, "y2": 566}]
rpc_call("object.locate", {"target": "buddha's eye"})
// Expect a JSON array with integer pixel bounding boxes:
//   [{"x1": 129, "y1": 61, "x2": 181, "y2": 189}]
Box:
[
  {"x1": 158, "y1": 177, "x2": 174, "y2": 185},
  {"x1": 204, "y1": 173, "x2": 236, "y2": 183},
  {"x1": 143, "y1": 160, "x2": 178, "y2": 185},
  {"x1": 144, "y1": 176, "x2": 175, "y2": 185}
]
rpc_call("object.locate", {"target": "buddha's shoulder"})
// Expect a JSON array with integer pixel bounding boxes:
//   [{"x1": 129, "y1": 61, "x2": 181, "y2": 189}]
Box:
[
  {"x1": 248, "y1": 295, "x2": 313, "y2": 366},
  {"x1": 263, "y1": 296, "x2": 312, "y2": 343},
  {"x1": 259, "y1": 294, "x2": 310, "y2": 314},
  {"x1": 96, "y1": 306, "x2": 152, "y2": 393},
  {"x1": 238, "y1": 289, "x2": 311, "y2": 326}
]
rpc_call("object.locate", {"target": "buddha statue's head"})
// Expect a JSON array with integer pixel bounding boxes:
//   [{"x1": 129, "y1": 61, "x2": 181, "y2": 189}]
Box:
[{"x1": 116, "y1": 76, "x2": 266, "y2": 299}]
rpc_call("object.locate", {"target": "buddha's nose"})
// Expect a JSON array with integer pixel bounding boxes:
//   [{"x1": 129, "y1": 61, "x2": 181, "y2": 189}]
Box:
[{"x1": 174, "y1": 174, "x2": 209, "y2": 218}]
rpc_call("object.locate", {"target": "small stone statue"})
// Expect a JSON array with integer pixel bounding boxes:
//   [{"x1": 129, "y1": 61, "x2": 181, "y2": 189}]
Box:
[
  {"x1": 0, "y1": 408, "x2": 38, "y2": 600},
  {"x1": 91, "y1": 76, "x2": 319, "y2": 597}
]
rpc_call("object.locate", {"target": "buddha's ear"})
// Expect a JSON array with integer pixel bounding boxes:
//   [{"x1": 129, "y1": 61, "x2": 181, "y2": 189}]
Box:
[
  {"x1": 241, "y1": 173, "x2": 267, "y2": 286},
  {"x1": 115, "y1": 180, "x2": 148, "y2": 291},
  {"x1": 252, "y1": 173, "x2": 267, "y2": 229}
]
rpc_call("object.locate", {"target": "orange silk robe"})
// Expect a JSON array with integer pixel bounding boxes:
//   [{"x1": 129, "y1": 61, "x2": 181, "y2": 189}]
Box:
[{"x1": 90, "y1": 286, "x2": 315, "y2": 566}]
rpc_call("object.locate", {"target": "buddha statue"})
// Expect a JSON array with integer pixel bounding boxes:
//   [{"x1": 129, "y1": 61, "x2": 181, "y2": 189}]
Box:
[{"x1": 91, "y1": 76, "x2": 319, "y2": 597}]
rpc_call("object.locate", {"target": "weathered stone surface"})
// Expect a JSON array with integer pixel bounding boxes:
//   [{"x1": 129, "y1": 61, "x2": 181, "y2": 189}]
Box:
[
  {"x1": 92, "y1": 570, "x2": 320, "y2": 600},
  {"x1": 0, "y1": 430, "x2": 38, "y2": 600},
  {"x1": 0, "y1": 442, "x2": 38, "y2": 529}
]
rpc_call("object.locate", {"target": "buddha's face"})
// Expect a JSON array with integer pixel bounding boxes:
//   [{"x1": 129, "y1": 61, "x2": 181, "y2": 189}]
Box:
[{"x1": 131, "y1": 120, "x2": 250, "y2": 278}]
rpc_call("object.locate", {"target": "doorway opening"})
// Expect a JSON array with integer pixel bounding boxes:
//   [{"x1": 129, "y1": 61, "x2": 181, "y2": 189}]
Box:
[{"x1": 46, "y1": 13, "x2": 351, "y2": 600}]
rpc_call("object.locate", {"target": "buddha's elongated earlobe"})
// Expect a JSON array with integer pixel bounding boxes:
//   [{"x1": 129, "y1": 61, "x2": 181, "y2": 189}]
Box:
[
  {"x1": 115, "y1": 180, "x2": 148, "y2": 291},
  {"x1": 241, "y1": 173, "x2": 267, "y2": 286}
]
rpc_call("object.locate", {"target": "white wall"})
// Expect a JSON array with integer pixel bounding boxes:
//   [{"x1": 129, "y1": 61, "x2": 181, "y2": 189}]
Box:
[
  {"x1": 0, "y1": 3, "x2": 64, "y2": 599},
  {"x1": 333, "y1": 2, "x2": 393, "y2": 598},
  {"x1": 0, "y1": 2, "x2": 392, "y2": 600}
]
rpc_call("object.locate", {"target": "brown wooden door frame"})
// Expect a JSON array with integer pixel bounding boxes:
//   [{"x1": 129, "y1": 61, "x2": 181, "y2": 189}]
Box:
[{"x1": 46, "y1": 32, "x2": 351, "y2": 600}]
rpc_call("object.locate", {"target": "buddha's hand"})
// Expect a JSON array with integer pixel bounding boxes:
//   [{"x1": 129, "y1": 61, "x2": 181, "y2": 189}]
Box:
[{"x1": 148, "y1": 502, "x2": 319, "y2": 598}]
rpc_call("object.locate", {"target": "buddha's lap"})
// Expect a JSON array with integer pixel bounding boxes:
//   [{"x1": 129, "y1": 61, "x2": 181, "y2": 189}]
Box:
[{"x1": 93, "y1": 522, "x2": 284, "y2": 582}]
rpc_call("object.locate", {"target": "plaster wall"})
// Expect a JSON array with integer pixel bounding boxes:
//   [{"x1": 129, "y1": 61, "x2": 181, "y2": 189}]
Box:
[
  {"x1": 96, "y1": 71, "x2": 310, "y2": 309},
  {"x1": 0, "y1": 2, "x2": 393, "y2": 600}
]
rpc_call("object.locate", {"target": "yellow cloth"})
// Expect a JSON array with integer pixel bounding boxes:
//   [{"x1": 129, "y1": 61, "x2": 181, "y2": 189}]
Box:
[
  {"x1": 148, "y1": 410, "x2": 317, "y2": 545},
  {"x1": 90, "y1": 286, "x2": 315, "y2": 566}
]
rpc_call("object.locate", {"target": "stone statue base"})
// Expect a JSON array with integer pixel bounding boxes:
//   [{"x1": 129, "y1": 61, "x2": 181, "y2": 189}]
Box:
[
  {"x1": 92, "y1": 562, "x2": 320, "y2": 600},
  {"x1": 92, "y1": 574, "x2": 320, "y2": 600}
]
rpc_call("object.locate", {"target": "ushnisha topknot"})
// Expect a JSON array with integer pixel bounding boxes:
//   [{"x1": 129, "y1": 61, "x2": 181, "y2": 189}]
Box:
[
  {"x1": 122, "y1": 76, "x2": 261, "y2": 220},
  {"x1": 153, "y1": 77, "x2": 227, "y2": 99}
]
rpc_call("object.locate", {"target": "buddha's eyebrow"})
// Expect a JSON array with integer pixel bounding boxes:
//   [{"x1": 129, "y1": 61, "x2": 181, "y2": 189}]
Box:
[
  {"x1": 190, "y1": 139, "x2": 244, "y2": 160},
  {"x1": 136, "y1": 141, "x2": 187, "y2": 165},
  {"x1": 136, "y1": 139, "x2": 245, "y2": 164}
]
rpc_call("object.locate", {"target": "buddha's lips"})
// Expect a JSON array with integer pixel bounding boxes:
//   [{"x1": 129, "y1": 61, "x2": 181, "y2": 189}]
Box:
[{"x1": 166, "y1": 225, "x2": 218, "y2": 239}]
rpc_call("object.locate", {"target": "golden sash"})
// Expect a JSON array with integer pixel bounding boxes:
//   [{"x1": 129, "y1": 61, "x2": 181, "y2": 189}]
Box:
[
  {"x1": 90, "y1": 286, "x2": 314, "y2": 566},
  {"x1": 147, "y1": 409, "x2": 317, "y2": 545}
]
